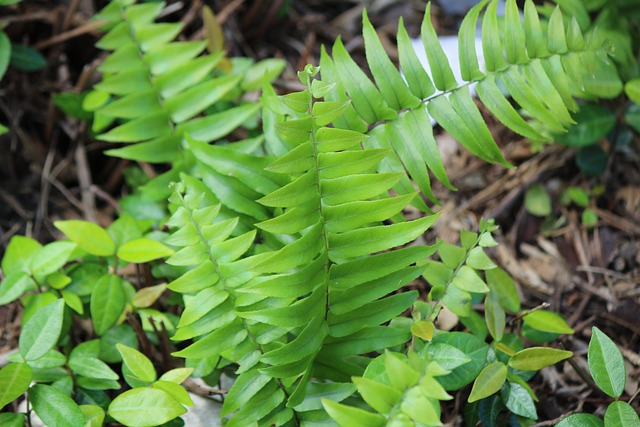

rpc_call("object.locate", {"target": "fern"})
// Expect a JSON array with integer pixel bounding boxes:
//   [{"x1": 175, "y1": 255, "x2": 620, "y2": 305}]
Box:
[
  {"x1": 160, "y1": 1, "x2": 607, "y2": 425},
  {"x1": 85, "y1": 0, "x2": 282, "y2": 203},
  {"x1": 317, "y1": 0, "x2": 608, "y2": 210}
]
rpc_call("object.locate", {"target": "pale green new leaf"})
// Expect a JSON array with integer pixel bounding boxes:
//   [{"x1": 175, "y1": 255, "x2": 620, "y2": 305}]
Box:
[{"x1": 108, "y1": 388, "x2": 186, "y2": 427}]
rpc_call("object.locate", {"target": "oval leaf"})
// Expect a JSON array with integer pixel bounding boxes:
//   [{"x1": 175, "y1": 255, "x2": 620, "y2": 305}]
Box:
[
  {"x1": 604, "y1": 401, "x2": 640, "y2": 427},
  {"x1": 509, "y1": 347, "x2": 573, "y2": 371},
  {"x1": 116, "y1": 344, "x2": 156, "y2": 383},
  {"x1": 19, "y1": 299, "x2": 65, "y2": 361},
  {"x1": 30, "y1": 384, "x2": 86, "y2": 427},
  {"x1": 0, "y1": 363, "x2": 32, "y2": 410},
  {"x1": 54, "y1": 220, "x2": 116, "y2": 257},
  {"x1": 522, "y1": 310, "x2": 574, "y2": 334},
  {"x1": 468, "y1": 362, "x2": 507, "y2": 403},
  {"x1": 117, "y1": 238, "x2": 174, "y2": 263},
  {"x1": 108, "y1": 388, "x2": 186, "y2": 427},
  {"x1": 90, "y1": 274, "x2": 126, "y2": 336},
  {"x1": 588, "y1": 327, "x2": 625, "y2": 398}
]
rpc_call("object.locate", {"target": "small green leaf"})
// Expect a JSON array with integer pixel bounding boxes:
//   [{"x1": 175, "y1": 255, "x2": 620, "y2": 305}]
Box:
[
  {"x1": 411, "y1": 320, "x2": 435, "y2": 341},
  {"x1": 625, "y1": 79, "x2": 640, "y2": 104},
  {"x1": 604, "y1": 401, "x2": 640, "y2": 427},
  {"x1": 0, "y1": 363, "x2": 32, "y2": 410},
  {"x1": 30, "y1": 384, "x2": 86, "y2": 427},
  {"x1": 523, "y1": 310, "x2": 574, "y2": 334},
  {"x1": 90, "y1": 274, "x2": 126, "y2": 336},
  {"x1": 108, "y1": 388, "x2": 186, "y2": 427},
  {"x1": 10, "y1": 44, "x2": 47, "y2": 72},
  {"x1": 452, "y1": 265, "x2": 490, "y2": 293},
  {"x1": 485, "y1": 268, "x2": 520, "y2": 312},
  {"x1": 0, "y1": 272, "x2": 37, "y2": 305},
  {"x1": 556, "y1": 413, "x2": 604, "y2": 427},
  {"x1": 117, "y1": 237, "x2": 174, "y2": 263},
  {"x1": 80, "y1": 405, "x2": 105, "y2": 427},
  {"x1": 69, "y1": 356, "x2": 119, "y2": 381},
  {"x1": 501, "y1": 382, "x2": 537, "y2": 419},
  {"x1": 54, "y1": 220, "x2": 116, "y2": 256},
  {"x1": 466, "y1": 247, "x2": 496, "y2": 270},
  {"x1": 588, "y1": 327, "x2": 626, "y2": 398},
  {"x1": 322, "y1": 398, "x2": 386, "y2": 427},
  {"x1": 19, "y1": 299, "x2": 65, "y2": 361},
  {"x1": 116, "y1": 343, "x2": 156, "y2": 383},
  {"x1": 468, "y1": 362, "x2": 507, "y2": 403},
  {"x1": 61, "y1": 290, "x2": 84, "y2": 315},
  {"x1": 0, "y1": 31, "x2": 10, "y2": 80},
  {"x1": 2, "y1": 236, "x2": 42, "y2": 275},
  {"x1": 30, "y1": 241, "x2": 77, "y2": 277},
  {"x1": 152, "y1": 381, "x2": 194, "y2": 407},
  {"x1": 525, "y1": 184, "x2": 552, "y2": 217},
  {"x1": 158, "y1": 367, "x2": 193, "y2": 384},
  {"x1": 509, "y1": 347, "x2": 573, "y2": 370}
]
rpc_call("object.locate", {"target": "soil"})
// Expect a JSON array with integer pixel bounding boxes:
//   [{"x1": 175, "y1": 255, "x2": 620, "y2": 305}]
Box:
[{"x1": 0, "y1": 0, "x2": 639, "y2": 425}]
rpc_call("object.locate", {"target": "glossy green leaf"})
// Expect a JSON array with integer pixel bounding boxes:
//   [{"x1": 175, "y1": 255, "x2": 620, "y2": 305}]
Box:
[
  {"x1": 69, "y1": 356, "x2": 119, "y2": 381},
  {"x1": 452, "y1": 265, "x2": 489, "y2": 293},
  {"x1": 509, "y1": 347, "x2": 573, "y2": 371},
  {"x1": 501, "y1": 382, "x2": 537, "y2": 419},
  {"x1": 485, "y1": 290, "x2": 505, "y2": 341},
  {"x1": 588, "y1": 327, "x2": 625, "y2": 398},
  {"x1": 468, "y1": 362, "x2": 507, "y2": 403},
  {"x1": 30, "y1": 241, "x2": 76, "y2": 277},
  {"x1": 0, "y1": 363, "x2": 32, "y2": 410},
  {"x1": 625, "y1": 79, "x2": 640, "y2": 104},
  {"x1": 323, "y1": 398, "x2": 386, "y2": 427},
  {"x1": 117, "y1": 344, "x2": 156, "y2": 383},
  {"x1": 431, "y1": 332, "x2": 488, "y2": 390},
  {"x1": 152, "y1": 381, "x2": 193, "y2": 407},
  {"x1": 604, "y1": 401, "x2": 640, "y2": 427},
  {"x1": 556, "y1": 413, "x2": 604, "y2": 427},
  {"x1": 523, "y1": 310, "x2": 574, "y2": 334},
  {"x1": 54, "y1": 220, "x2": 116, "y2": 256},
  {"x1": 90, "y1": 274, "x2": 126, "y2": 336},
  {"x1": 108, "y1": 388, "x2": 186, "y2": 426},
  {"x1": 486, "y1": 268, "x2": 520, "y2": 312},
  {"x1": 19, "y1": 299, "x2": 65, "y2": 361},
  {"x1": 80, "y1": 405, "x2": 105, "y2": 427},
  {"x1": 30, "y1": 384, "x2": 86, "y2": 427},
  {"x1": 117, "y1": 237, "x2": 174, "y2": 263},
  {"x1": 0, "y1": 272, "x2": 37, "y2": 305}
]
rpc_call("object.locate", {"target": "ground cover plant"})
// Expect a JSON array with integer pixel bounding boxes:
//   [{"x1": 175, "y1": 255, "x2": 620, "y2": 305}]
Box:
[{"x1": 0, "y1": 0, "x2": 639, "y2": 426}]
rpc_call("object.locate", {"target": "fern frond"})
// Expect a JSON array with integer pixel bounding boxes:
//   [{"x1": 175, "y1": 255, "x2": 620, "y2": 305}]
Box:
[
  {"x1": 86, "y1": 1, "x2": 283, "y2": 205},
  {"x1": 320, "y1": 0, "x2": 609, "y2": 208}
]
